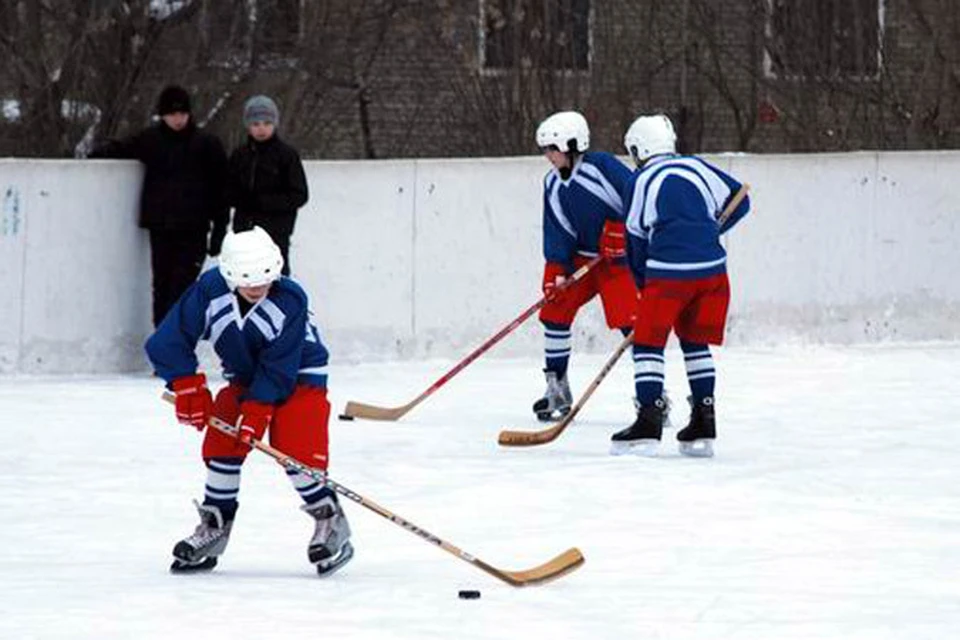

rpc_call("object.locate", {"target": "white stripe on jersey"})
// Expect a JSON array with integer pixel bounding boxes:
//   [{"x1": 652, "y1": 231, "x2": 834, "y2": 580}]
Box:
[
  {"x1": 574, "y1": 162, "x2": 624, "y2": 213},
  {"x1": 208, "y1": 312, "x2": 233, "y2": 346},
  {"x1": 546, "y1": 174, "x2": 577, "y2": 239},
  {"x1": 626, "y1": 157, "x2": 732, "y2": 238},
  {"x1": 646, "y1": 256, "x2": 726, "y2": 271},
  {"x1": 249, "y1": 312, "x2": 276, "y2": 341},
  {"x1": 204, "y1": 293, "x2": 234, "y2": 338},
  {"x1": 258, "y1": 299, "x2": 286, "y2": 335},
  {"x1": 298, "y1": 366, "x2": 328, "y2": 376}
]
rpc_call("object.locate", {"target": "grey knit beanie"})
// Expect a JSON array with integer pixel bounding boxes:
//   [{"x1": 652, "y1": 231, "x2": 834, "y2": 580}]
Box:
[{"x1": 243, "y1": 95, "x2": 279, "y2": 127}]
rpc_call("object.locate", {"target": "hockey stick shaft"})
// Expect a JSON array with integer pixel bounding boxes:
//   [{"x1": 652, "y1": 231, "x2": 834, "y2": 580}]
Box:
[
  {"x1": 498, "y1": 331, "x2": 634, "y2": 447},
  {"x1": 162, "y1": 393, "x2": 584, "y2": 586},
  {"x1": 342, "y1": 255, "x2": 604, "y2": 421},
  {"x1": 717, "y1": 183, "x2": 750, "y2": 226}
]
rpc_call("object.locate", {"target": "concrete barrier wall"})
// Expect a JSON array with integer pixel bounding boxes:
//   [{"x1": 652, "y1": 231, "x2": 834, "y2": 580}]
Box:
[{"x1": 1, "y1": 151, "x2": 958, "y2": 374}]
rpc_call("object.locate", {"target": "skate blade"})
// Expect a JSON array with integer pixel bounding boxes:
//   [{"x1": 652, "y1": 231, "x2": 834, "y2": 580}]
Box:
[
  {"x1": 678, "y1": 439, "x2": 715, "y2": 458},
  {"x1": 609, "y1": 439, "x2": 659, "y2": 457},
  {"x1": 316, "y1": 541, "x2": 354, "y2": 577},
  {"x1": 170, "y1": 556, "x2": 218, "y2": 573}
]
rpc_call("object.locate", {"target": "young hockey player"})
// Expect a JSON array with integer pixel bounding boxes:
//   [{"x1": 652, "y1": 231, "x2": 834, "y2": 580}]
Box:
[
  {"x1": 612, "y1": 114, "x2": 750, "y2": 458},
  {"x1": 532, "y1": 111, "x2": 669, "y2": 423},
  {"x1": 145, "y1": 226, "x2": 352, "y2": 576}
]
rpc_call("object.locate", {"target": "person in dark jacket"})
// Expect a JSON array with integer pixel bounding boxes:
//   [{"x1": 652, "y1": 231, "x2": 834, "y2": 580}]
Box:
[
  {"x1": 91, "y1": 85, "x2": 229, "y2": 326},
  {"x1": 226, "y1": 95, "x2": 309, "y2": 275}
]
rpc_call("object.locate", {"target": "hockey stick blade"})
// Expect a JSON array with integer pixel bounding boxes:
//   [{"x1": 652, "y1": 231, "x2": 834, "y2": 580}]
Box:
[
  {"x1": 498, "y1": 415, "x2": 573, "y2": 447},
  {"x1": 477, "y1": 547, "x2": 585, "y2": 587},
  {"x1": 341, "y1": 400, "x2": 415, "y2": 421},
  {"x1": 498, "y1": 332, "x2": 634, "y2": 448}
]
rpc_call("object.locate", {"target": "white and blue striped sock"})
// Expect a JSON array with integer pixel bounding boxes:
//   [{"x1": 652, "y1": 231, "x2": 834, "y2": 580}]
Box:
[{"x1": 681, "y1": 341, "x2": 715, "y2": 400}]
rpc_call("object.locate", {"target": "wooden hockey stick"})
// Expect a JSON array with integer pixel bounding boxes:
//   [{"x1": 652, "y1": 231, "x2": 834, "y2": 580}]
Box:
[
  {"x1": 162, "y1": 393, "x2": 585, "y2": 586},
  {"x1": 498, "y1": 331, "x2": 634, "y2": 447},
  {"x1": 342, "y1": 255, "x2": 604, "y2": 422},
  {"x1": 717, "y1": 183, "x2": 750, "y2": 226}
]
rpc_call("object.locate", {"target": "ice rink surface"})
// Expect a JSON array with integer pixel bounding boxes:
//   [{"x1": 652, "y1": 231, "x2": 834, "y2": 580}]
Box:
[{"x1": 1, "y1": 342, "x2": 959, "y2": 639}]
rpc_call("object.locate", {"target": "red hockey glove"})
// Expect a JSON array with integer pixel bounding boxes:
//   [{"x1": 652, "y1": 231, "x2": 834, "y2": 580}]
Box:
[
  {"x1": 236, "y1": 401, "x2": 273, "y2": 444},
  {"x1": 599, "y1": 220, "x2": 627, "y2": 264},
  {"x1": 171, "y1": 373, "x2": 213, "y2": 431},
  {"x1": 542, "y1": 262, "x2": 569, "y2": 303}
]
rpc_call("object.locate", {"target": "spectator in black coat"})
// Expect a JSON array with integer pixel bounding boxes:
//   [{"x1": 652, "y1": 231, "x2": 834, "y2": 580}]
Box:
[
  {"x1": 226, "y1": 95, "x2": 309, "y2": 275},
  {"x1": 91, "y1": 85, "x2": 229, "y2": 326}
]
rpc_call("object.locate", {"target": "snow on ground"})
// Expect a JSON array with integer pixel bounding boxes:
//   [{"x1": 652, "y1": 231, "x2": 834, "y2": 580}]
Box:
[{"x1": 1, "y1": 342, "x2": 959, "y2": 639}]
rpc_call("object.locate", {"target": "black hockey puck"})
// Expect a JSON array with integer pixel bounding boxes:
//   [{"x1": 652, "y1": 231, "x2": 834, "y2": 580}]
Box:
[
  {"x1": 338, "y1": 413, "x2": 354, "y2": 421},
  {"x1": 458, "y1": 590, "x2": 481, "y2": 600}
]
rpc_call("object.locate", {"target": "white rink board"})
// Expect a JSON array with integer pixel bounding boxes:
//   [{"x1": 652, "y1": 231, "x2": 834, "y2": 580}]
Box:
[
  {"x1": 0, "y1": 160, "x2": 149, "y2": 373},
  {"x1": 2, "y1": 151, "x2": 959, "y2": 373},
  {"x1": 294, "y1": 160, "x2": 417, "y2": 361}
]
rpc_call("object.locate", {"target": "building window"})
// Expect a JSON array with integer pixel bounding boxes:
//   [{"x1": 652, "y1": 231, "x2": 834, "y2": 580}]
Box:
[
  {"x1": 765, "y1": 0, "x2": 884, "y2": 79},
  {"x1": 481, "y1": 0, "x2": 591, "y2": 72},
  {"x1": 204, "y1": 0, "x2": 301, "y2": 67}
]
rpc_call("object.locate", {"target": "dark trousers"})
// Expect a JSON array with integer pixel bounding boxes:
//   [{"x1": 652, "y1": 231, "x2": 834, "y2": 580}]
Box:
[
  {"x1": 149, "y1": 229, "x2": 208, "y2": 327},
  {"x1": 275, "y1": 234, "x2": 291, "y2": 276}
]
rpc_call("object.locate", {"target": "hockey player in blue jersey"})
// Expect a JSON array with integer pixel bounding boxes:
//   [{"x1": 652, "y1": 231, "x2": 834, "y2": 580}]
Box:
[
  {"x1": 611, "y1": 114, "x2": 750, "y2": 458},
  {"x1": 145, "y1": 226, "x2": 353, "y2": 575},
  {"x1": 532, "y1": 111, "x2": 670, "y2": 423}
]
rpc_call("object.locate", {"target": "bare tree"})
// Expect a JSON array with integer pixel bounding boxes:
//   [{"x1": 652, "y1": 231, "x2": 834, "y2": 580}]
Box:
[{"x1": 0, "y1": 0, "x2": 203, "y2": 157}]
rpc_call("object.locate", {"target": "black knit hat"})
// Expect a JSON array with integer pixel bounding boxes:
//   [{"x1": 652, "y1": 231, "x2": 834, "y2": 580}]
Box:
[{"x1": 156, "y1": 85, "x2": 191, "y2": 116}]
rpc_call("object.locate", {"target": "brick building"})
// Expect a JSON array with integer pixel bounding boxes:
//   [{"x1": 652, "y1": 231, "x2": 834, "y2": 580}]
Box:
[{"x1": 1, "y1": 0, "x2": 957, "y2": 158}]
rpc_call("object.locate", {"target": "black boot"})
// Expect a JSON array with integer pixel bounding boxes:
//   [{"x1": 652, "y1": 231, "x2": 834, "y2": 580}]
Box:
[
  {"x1": 610, "y1": 397, "x2": 666, "y2": 456},
  {"x1": 677, "y1": 396, "x2": 716, "y2": 458}
]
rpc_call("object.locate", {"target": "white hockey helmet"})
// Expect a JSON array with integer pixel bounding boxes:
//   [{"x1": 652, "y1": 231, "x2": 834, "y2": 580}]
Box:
[
  {"x1": 624, "y1": 114, "x2": 677, "y2": 164},
  {"x1": 536, "y1": 111, "x2": 590, "y2": 153},
  {"x1": 219, "y1": 226, "x2": 284, "y2": 289}
]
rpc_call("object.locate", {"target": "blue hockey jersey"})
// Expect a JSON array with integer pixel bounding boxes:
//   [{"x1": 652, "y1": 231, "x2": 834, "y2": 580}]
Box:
[
  {"x1": 145, "y1": 269, "x2": 329, "y2": 405},
  {"x1": 542, "y1": 151, "x2": 633, "y2": 271},
  {"x1": 623, "y1": 154, "x2": 750, "y2": 282}
]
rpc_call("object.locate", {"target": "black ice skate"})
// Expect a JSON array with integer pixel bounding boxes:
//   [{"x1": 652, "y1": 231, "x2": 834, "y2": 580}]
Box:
[
  {"x1": 532, "y1": 370, "x2": 573, "y2": 421},
  {"x1": 677, "y1": 396, "x2": 716, "y2": 458},
  {"x1": 302, "y1": 496, "x2": 354, "y2": 577},
  {"x1": 634, "y1": 392, "x2": 673, "y2": 430},
  {"x1": 170, "y1": 501, "x2": 234, "y2": 573},
  {"x1": 610, "y1": 397, "x2": 666, "y2": 457}
]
